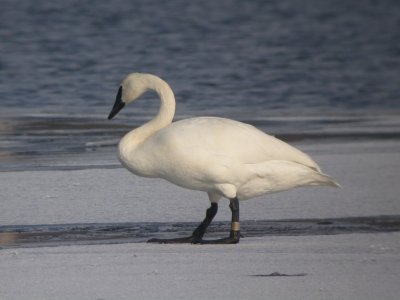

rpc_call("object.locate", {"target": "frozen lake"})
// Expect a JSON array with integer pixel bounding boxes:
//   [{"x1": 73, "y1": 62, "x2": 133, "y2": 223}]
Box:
[{"x1": 1, "y1": 0, "x2": 400, "y2": 298}]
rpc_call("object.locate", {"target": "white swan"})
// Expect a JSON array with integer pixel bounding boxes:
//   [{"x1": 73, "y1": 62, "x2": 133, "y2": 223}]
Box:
[{"x1": 108, "y1": 73, "x2": 340, "y2": 244}]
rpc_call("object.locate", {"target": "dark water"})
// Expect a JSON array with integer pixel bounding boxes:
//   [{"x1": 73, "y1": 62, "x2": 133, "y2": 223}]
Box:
[
  {"x1": 1, "y1": 0, "x2": 400, "y2": 170},
  {"x1": 1, "y1": 215, "x2": 400, "y2": 249}
]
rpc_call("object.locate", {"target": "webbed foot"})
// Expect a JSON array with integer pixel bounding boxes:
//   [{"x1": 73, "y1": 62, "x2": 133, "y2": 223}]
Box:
[{"x1": 147, "y1": 230, "x2": 240, "y2": 244}]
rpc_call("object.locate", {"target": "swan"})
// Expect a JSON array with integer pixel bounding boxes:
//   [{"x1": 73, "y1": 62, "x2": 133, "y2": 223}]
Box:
[{"x1": 108, "y1": 73, "x2": 340, "y2": 244}]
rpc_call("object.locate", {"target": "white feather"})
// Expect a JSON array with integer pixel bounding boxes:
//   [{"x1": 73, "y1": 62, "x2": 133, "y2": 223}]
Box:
[{"x1": 114, "y1": 73, "x2": 339, "y2": 203}]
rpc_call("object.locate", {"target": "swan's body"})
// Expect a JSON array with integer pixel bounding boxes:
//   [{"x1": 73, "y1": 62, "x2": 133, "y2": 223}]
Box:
[
  {"x1": 108, "y1": 73, "x2": 339, "y2": 244},
  {"x1": 120, "y1": 116, "x2": 335, "y2": 200}
]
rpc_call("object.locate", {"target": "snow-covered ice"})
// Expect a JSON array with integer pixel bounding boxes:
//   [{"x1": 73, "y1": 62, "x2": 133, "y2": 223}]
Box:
[{"x1": 1, "y1": 233, "x2": 399, "y2": 300}]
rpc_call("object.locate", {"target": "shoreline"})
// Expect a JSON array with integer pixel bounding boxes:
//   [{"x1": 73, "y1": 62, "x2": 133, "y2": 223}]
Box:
[
  {"x1": 1, "y1": 112, "x2": 400, "y2": 172},
  {"x1": 1, "y1": 134, "x2": 399, "y2": 172}
]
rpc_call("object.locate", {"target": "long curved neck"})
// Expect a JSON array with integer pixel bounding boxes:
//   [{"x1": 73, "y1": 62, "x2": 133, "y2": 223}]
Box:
[
  {"x1": 148, "y1": 75, "x2": 176, "y2": 133},
  {"x1": 123, "y1": 75, "x2": 176, "y2": 148}
]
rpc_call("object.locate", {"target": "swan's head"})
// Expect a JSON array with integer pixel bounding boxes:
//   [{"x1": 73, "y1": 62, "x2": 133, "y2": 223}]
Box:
[{"x1": 108, "y1": 73, "x2": 149, "y2": 120}]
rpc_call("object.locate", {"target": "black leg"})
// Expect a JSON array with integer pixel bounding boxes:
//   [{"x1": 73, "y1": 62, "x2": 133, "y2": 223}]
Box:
[
  {"x1": 200, "y1": 197, "x2": 240, "y2": 244},
  {"x1": 228, "y1": 197, "x2": 241, "y2": 242},
  {"x1": 192, "y1": 203, "x2": 218, "y2": 241},
  {"x1": 147, "y1": 198, "x2": 241, "y2": 244},
  {"x1": 147, "y1": 203, "x2": 218, "y2": 244}
]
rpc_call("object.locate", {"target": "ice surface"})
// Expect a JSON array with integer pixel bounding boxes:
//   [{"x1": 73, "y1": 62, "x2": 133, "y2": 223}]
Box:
[{"x1": 1, "y1": 233, "x2": 399, "y2": 300}]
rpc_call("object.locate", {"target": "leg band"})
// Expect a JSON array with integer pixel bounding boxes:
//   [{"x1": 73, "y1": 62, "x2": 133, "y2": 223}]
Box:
[{"x1": 231, "y1": 222, "x2": 240, "y2": 231}]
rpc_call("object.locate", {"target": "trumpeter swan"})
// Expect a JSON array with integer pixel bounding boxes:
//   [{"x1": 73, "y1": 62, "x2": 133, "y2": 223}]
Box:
[{"x1": 108, "y1": 73, "x2": 339, "y2": 244}]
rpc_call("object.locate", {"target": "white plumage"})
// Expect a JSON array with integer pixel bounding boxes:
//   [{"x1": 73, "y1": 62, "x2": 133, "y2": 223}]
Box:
[{"x1": 108, "y1": 73, "x2": 339, "y2": 244}]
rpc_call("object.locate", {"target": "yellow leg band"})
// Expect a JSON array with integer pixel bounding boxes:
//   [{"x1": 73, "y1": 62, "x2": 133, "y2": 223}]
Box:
[{"x1": 231, "y1": 222, "x2": 240, "y2": 231}]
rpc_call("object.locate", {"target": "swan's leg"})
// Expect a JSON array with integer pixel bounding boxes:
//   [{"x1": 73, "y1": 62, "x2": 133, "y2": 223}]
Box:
[
  {"x1": 147, "y1": 198, "x2": 240, "y2": 244},
  {"x1": 147, "y1": 203, "x2": 218, "y2": 244},
  {"x1": 191, "y1": 202, "x2": 218, "y2": 241},
  {"x1": 229, "y1": 197, "x2": 241, "y2": 242},
  {"x1": 199, "y1": 197, "x2": 240, "y2": 244}
]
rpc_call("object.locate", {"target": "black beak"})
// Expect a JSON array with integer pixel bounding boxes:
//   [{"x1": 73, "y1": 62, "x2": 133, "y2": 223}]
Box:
[{"x1": 108, "y1": 86, "x2": 125, "y2": 120}]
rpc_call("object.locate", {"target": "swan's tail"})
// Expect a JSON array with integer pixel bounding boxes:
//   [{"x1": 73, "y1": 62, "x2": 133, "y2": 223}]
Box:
[
  {"x1": 250, "y1": 160, "x2": 341, "y2": 189},
  {"x1": 313, "y1": 171, "x2": 342, "y2": 188},
  {"x1": 239, "y1": 160, "x2": 341, "y2": 199},
  {"x1": 276, "y1": 161, "x2": 341, "y2": 189}
]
